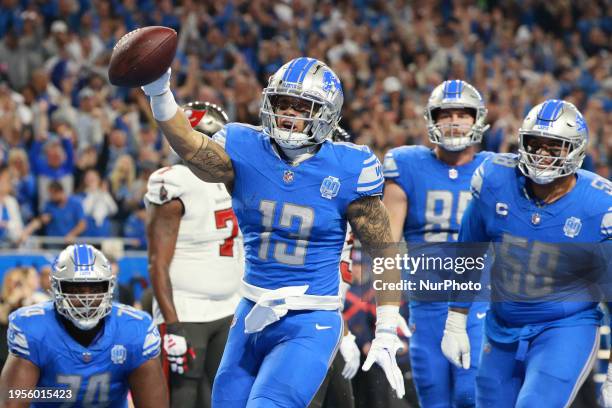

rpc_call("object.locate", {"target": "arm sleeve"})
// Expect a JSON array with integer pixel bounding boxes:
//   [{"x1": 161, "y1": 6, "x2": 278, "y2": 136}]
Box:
[{"x1": 353, "y1": 148, "x2": 384, "y2": 199}]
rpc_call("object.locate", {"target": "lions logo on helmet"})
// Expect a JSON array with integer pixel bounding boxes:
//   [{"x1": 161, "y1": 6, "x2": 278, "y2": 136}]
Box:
[
  {"x1": 183, "y1": 101, "x2": 229, "y2": 137},
  {"x1": 260, "y1": 57, "x2": 343, "y2": 149},
  {"x1": 425, "y1": 80, "x2": 489, "y2": 151},
  {"x1": 517, "y1": 99, "x2": 588, "y2": 184},
  {"x1": 51, "y1": 244, "x2": 115, "y2": 330}
]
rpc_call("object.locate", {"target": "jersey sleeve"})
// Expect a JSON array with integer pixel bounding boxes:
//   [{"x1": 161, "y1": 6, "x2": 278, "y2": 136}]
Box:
[
  {"x1": 7, "y1": 309, "x2": 44, "y2": 367},
  {"x1": 116, "y1": 306, "x2": 161, "y2": 370},
  {"x1": 602, "y1": 207, "x2": 612, "y2": 240},
  {"x1": 458, "y1": 163, "x2": 490, "y2": 243},
  {"x1": 211, "y1": 126, "x2": 227, "y2": 149},
  {"x1": 382, "y1": 150, "x2": 400, "y2": 180},
  {"x1": 145, "y1": 166, "x2": 187, "y2": 206},
  {"x1": 353, "y1": 148, "x2": 384, "y2": 198}
]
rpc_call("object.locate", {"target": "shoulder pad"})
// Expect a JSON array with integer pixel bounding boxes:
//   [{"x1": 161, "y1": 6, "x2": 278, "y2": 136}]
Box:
[{"x1": 145, "y1": 165, "x2": 193, "y2": 205}]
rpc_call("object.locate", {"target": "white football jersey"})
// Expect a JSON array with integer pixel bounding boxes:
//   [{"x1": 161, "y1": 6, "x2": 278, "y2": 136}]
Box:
[{"x1": 145, "y1": 165, "x2": 243, "y2": 324}]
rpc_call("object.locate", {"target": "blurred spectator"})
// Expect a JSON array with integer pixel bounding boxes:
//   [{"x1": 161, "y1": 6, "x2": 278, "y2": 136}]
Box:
[
  {"x1": 20, "y1": 181, "x2": 86, "y2": 246},
  {"x1": 108, "y1": 255, "x2": 135, "y2": 306},
  {"x1": 29, "y1": 129, "x2": 75, "y2": 211},
  {"x1": 0, "y1": 268, "x2": 32, "y2": 325},
  {"x1": 80, "y1": 168, "x2": 117, "y2": 238},
  {"x1": 108, "y1": 154, "x2": 136, "y2": 222},
  {"x1": 8, "y1": 148, "x2": 36, "y2": 222},
  {"x1": 0, "y1": 164, "x2": 22, "y2": 247},
  {"x1": 75, "y1": 87, "x2": 105, "y2": 154},
  {"x1": 23, "y1": 266, "x2": 50, "y2": 304},
  {"x1": 124, "y1": 202, "x2": 146, "y2": 250}
]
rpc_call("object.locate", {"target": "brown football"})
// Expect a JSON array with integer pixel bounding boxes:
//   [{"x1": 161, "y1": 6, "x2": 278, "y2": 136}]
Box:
[{"x1": 108, "y1": 26, "x2": 178, "y2": 87}]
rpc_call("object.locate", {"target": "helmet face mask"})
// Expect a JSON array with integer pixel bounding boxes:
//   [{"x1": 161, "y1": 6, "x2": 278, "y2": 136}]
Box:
[
  {"x1": 52, "y1": 245, "x2": 115, "y2": 330},
  {"x1": 517, "y1": 100, "x2": 588, "y2": 184},
  {"x1": 426, "y1": 80, "x2": 489, "y2": 151},
  {"x1": 261, "y1": 58, "x2": 343, "y2": 149}
]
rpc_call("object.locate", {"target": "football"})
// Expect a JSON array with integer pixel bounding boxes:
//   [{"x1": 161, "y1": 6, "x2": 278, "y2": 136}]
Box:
[{"x1": 108, "y1": 26, "x2": 178, "y2": 87}]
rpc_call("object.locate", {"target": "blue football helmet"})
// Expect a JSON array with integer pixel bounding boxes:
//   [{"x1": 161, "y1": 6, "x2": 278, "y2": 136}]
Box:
[
  {"x1": 518, "y1": 99, "x2": 588, "y2": 184},
  {"x1": 51, "y1": 244, "x2": 115, "y2": 330},
  {"x1": 261, "y1": 57, "x2": 344, "y2": 149},
  {"x1": 425, "y1": 80, "x2": 489, "y2": 151}
]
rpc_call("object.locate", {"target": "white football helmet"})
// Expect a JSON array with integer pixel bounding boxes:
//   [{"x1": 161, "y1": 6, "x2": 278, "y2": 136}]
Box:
[
  {"x1": 518, "y1": 99, "x2": 588, "y2": 184},
  {"x1": 51, "y1": 244, "x2": 115, "y2": 330},
  {"x1": 425, "y1": 80, "x2": 489, "y2": 151},
  {"x1": 260, "y1": 57, "x2": 343, "y2": 149}
]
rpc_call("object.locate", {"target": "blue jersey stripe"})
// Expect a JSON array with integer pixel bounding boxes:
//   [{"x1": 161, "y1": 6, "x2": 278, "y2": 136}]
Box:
[
  {"x1": 297, "y1": 58, "x2": 318, "y2": 84},
  {"x1": 443, "y1": 80, "x2": 463, "y2": 99},
  {"x1": 282, "y1": 58, "x2": 300, "y2": 82},
  {"x1": 535, "y1": 99, "x2": 563, "y2": 127},
  {"x1": 285, "y1": 58, "x2": 315, "y2": 84}
]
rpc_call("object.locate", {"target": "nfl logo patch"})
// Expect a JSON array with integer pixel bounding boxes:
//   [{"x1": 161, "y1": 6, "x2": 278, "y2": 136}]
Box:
[
  {"x1": 283, "y1": 170, "x2": 294, "y2": 184},
  {"x1": 531, "y1": 213, "x2": 541, "y2": 225},
  {"x1": 563, "y1": 217, "x2": 582, "y2": 238},
  {"x1": 320, "y1": 176, "x2": 341, "y2": 199},
  {"x1": 111, "y1": 345, "x2": 127, "y2": 365}
]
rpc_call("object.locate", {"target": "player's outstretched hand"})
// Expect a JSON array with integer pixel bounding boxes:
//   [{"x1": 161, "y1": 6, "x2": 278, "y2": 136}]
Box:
[
  {"x1": 163, "y1": 322, "x2": 195, "y2": 375},
  {"x1": 141, "y1": 68, "x2": 171, "y2": 97},
  {"x1": 362, "y1": 328, "x2": 405, "y2": 399},
  {"x1": 339, "y1": 331, "x2": 360, "y2": 380},
  {"x1": 441, "y1": 310, "x2": 471, "y2": 369},
  {"x1": 600, "y1": 365, "x2": 612, "y2": 407}
]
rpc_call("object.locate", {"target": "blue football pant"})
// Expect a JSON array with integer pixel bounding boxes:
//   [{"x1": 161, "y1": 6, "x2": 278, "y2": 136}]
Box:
[
  {"x1": 476, "y1": 324, "x2": 599, "y2": 408},
  {"x1": 212, "y1": 299, "x2": 342, "y2": 407},
  {"x1": 409, "y1": 302, "x2": 486, "y2": 408}
]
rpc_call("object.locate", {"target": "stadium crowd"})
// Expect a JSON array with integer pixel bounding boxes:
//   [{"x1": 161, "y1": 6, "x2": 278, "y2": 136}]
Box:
[{"x1": 0, "y1": 0, "x2": 610, "y2": 248}]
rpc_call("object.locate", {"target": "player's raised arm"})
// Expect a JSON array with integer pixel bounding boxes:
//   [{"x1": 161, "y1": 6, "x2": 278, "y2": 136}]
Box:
[
  {"x1": 140, "y1": 70, "x2": 234, "y2": 187},
  {"x1": 0, "y1": 354, "x2": 40, "y2": 408},
  {"x1": 346, "y1": 195, "x2": 405, "y2": 399}
]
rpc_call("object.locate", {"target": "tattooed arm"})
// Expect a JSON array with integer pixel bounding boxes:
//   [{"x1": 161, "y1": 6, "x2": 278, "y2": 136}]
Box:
[
  {"x1": 146, "y1": 199, "x2": 183, "y2": 324},
  {"x1": 347, "y1": 195, "x2": 401, "y2": 306},
  {"x1": 156, "y1": 109, "x2": 234, "y2": 191}
]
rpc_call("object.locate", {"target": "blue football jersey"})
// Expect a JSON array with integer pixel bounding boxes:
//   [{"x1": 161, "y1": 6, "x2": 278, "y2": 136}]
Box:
[
  {"x1": 383, "y1": 146, "x2": 493, "y2": 243},
  {"x1": 460, "y1": 153, "x2": 612, "y2": 330},
  {"x1": 215, "y1": 123, "x2": 383, "y2": 296},
  {"x1": 7, "y1": 302, "x2": 161, "y2": 408}
]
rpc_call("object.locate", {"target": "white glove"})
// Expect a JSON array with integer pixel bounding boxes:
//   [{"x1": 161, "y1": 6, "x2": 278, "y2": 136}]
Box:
[
  {"x1": 398, "y1": 314, "x2": 412, "y2": 338},
  {"x1": 339, "y1": 332, "x2": 360, "y2": 379},
  {"x1": 599, "y1": 364, "x2": 612, "y2": 407},
  {"x1": 441, "y1": 310, "x2": 470, "y2": 369},
  {"x1": 141, "y1": 68, "x2": 171, "y2": 96},
  {"x1": 362, "y1": 306, "x2": 405, "y2": 399},
  {"x1": 163, "y1": 332, "x2": 195, "y2": 375}
]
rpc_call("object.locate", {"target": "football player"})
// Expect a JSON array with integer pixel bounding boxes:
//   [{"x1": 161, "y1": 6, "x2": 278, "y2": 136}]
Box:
[
  {"x1": 145, "y1": 101, "x2": 243, "y2": 408},
  {"x1": 0, "y1": 244, "x2": 167, "y2": 407},
  {"x1": 139, "y1": 57, "x2": 404, "y2": 406},
  {"x1": 440, "y1": 99, "x2": 612, "y2": 407},
  {"x1": 382, "y1": 80, "x2": 491, "y2": 407},
  {"x1": 309, "y1": 127, "x2": 360, "y2": 408}
]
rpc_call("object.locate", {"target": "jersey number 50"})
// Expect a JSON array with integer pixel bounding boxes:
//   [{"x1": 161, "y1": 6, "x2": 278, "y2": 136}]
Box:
[{"x1": 258, "y1": 200, "x2": 314, "y2": 266}]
